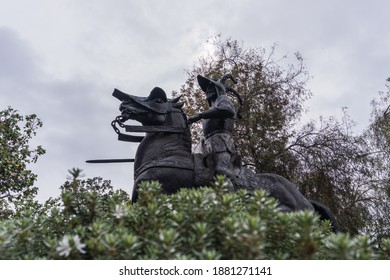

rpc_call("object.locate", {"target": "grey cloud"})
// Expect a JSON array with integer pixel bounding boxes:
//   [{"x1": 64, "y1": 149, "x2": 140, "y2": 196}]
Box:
[
  {"x1": 0, "y1": 27, "x2": 135, "y2": 200},
  {"x1": 0, "y1": 27, "x2": 42, "y2": 82}
]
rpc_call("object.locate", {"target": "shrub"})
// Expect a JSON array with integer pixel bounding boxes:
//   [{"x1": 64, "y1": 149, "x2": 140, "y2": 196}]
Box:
[{"x1": 0, "y1": 176, "x2": 389, "y2": 259}]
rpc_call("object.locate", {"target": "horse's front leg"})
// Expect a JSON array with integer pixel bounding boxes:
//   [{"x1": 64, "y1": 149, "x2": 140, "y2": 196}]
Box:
[{"x1": 131, "y1": 167, "x2": 195, "y2": 202}]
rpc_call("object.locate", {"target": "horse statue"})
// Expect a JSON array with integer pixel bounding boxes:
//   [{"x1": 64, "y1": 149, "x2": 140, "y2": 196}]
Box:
[{"x1": 110, "y1": 79, "x2": 339, "y2": 232}]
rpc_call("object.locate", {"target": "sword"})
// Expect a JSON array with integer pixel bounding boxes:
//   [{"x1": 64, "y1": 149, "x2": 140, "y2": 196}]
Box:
[{"x1": 86, "y1": 158, "x2": 135, "y2": 163}]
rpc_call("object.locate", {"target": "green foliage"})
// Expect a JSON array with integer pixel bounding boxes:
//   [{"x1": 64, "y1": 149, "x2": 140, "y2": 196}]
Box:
[
  {"x1": 0, "y1": 177, "x2": 388, "y2": 260},
  {"x1": 0, "y1": 107, "x2": 45, "y2": 218}
]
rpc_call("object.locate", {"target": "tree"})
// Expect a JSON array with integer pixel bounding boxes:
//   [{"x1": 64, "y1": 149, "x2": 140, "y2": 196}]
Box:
[
  {"x1": 362, "y1": 78, "x2": 390, "y2": 242},
  {"x1": 176, "y1": 36, "x2": 311, "y2": 176},
  {"x1": 287, "y1": 110, "x2": 376, "y2": 234},
  {"x1": 176, "y1": 36, "x2": 386, "y2": 235},
  {"x1": 0, "y1": 107, "x2": 45, "y2": 217}
]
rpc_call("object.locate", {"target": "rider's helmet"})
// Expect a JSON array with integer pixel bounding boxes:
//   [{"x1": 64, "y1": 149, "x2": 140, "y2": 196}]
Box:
[
  {"x1": 197, "y1": 74, "x2": 243, "y2": 118},
  {"x1": 197, "y1": 75, "x2": 228, "y2": 104}
]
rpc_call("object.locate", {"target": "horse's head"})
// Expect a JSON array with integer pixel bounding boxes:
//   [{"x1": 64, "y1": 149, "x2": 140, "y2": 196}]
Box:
[{"x1": 113, "y1": 87, "x2": 183, "y2": 126}]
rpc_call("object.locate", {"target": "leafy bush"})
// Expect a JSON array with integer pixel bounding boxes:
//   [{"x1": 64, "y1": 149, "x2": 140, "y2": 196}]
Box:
[{"x1": 0, "y1": 176, "x2": 389, "y2": 259}]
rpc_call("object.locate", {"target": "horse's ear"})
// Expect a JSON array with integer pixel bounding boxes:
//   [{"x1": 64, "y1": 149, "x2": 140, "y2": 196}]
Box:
[
  {"x1": 170, "y1": 95, "x2": 182, "y2": 103},
  {"x1": 174, "y1": 102, "x2": 184, "y2": 109},
  {"x1": 113, "y1": 88, "x2": 131, "y2": 101}
]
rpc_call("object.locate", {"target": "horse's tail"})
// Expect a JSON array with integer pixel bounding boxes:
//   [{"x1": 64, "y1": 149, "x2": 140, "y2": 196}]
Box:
[{"x1": 310, "y1": 200, "x2": 339, "y2": 233}]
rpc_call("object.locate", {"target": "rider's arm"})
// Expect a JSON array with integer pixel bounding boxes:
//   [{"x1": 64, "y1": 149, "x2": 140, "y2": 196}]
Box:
[{"x1": 188, "y1": 96, "x2": 235, "y2": 124}]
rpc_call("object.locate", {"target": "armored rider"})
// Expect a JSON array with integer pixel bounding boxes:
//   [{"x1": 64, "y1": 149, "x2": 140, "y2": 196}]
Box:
[{"x1": 188, "y1": 74, "x2": 243, "y2": 181}]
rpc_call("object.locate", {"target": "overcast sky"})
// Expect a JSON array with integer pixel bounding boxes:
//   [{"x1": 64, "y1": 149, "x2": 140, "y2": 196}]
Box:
[{"x1": 1, "y1": 0, "x2": 389, "y2": 202}]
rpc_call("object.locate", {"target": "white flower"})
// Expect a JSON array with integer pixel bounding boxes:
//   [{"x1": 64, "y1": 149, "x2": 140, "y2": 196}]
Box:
[
  {"x1": 73, "y1": 235, "x2": 86, "y2": 254},
  {"x1": 56, "y1": 235, "x2": 71, "y2": 257},
  {"x1": 113, "y1": 204, "x2": 126, "y2": 219}
]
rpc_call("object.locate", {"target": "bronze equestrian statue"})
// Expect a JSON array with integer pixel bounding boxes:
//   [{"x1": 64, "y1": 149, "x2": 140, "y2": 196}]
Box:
[{"x1": 105, "y1": 74, "x2": 338, "y2": 232}]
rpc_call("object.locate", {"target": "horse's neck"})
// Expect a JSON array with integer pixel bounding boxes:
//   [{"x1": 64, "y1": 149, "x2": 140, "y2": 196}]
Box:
[
  {"x1": 134, "y1": 110, "x2": 192, "y2": 169},
  {"x1": 166, "y1": 109, "x2": 188, "y2": 129}
]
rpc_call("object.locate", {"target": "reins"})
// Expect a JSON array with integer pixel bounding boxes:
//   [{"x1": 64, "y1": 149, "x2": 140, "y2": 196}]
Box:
[{"x1": 111, "y1": 115, "x2": 186, "y2": 142}]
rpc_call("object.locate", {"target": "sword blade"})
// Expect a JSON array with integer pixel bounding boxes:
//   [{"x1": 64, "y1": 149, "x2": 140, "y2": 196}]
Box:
[{"x1": 86, "y1": 159, "x2": 135, "y2": 163}]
